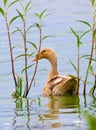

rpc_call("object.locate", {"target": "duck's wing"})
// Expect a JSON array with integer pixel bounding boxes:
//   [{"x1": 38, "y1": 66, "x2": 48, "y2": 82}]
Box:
[
  {"x1": 52, "y1": 76, "x2": 77, "y2": 96},
  {"x1": 48, "y1": 75, "x2": 70, "y2": 91}
]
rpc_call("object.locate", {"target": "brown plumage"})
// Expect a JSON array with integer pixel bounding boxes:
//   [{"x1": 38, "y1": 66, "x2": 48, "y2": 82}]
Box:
[{"x1": 33, "y1": 48, "x2": 77, "y2": 96}]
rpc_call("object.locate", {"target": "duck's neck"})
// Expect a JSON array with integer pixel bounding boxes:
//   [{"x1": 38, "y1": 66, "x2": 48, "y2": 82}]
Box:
[{"x1": 47, "y1": 57, "x2": 59, "y2": 82}]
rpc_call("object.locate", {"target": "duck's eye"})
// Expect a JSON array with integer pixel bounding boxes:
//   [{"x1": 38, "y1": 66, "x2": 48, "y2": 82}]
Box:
[{"x1": 42, "y1": 50, "x2": 46, "y2": 53}]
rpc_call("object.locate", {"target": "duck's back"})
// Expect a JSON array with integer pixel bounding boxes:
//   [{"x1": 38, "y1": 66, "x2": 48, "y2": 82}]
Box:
[{"x1": 45, "y1": 75, "x2": 77, "y2": 96}]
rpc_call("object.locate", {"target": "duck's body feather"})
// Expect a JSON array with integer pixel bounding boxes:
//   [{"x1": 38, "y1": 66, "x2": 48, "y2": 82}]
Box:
[
  {"x1": 48, "y1": 75, "x2": 65, "y2": 90},
  {"x1": 43, "y1": 75, "x2": 77, "y2": 96}
]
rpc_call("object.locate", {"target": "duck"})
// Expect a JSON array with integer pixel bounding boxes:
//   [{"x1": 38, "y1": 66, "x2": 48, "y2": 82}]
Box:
[{"x1": 33, "y1": 48, "x2": 77, "y2": 96}]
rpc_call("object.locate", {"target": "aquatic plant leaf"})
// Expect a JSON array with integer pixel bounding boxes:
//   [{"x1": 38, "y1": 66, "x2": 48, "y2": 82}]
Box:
[
  {"x1": 70, "y1": 27, "x2": 81, "y2": 48},
  {"x1": 80, "y1": 54, "x2": 90, "y2": 59},
  {"x1": 70, "y1": 27, "x2": 78, "y2": 37},
  {"x1": 77, "y1": 37, "x2": 81, "y2": 48},
  {"x1": 27, "y1": 41, "x2": 38, "y2": 50},
  {"x1": 14, "y1": 53, "x2": 31, "y2": 61},
  {"x1": 82, "y1": 110, "x2": 96, "y2": 130},
  {"x1": 44, "y1": 13, "x2": 52, "y2": 19},
  {"x1": 91, "y1": 58, "x2": 96, "y2": 62},
  {"x1": 9, "y1": 16, "x2": 19, "y2": 25},
  {"x1": 89, "y1": 86, "x2": 94, "y2": 95},
  {"x1": 19, "y1": 77, "x2": 22, "y2": 96},
  {"x1": 78, "y1": 20, "x2": 91, "y2": 28},
  {"x1": 12, "y1": 45, "x2": 17, "y2": 50},
  {"x1": 80, "y1": 29, "x2": 91, "y2": 39},
  {"x1": 16, "y1": 98, "x2": 23, "y2": 108},
  {"x1": 14, "y1": 54, "x2": 26, "y2": 60},
  {"x1": 12, "y1": 27, "x2": 24, "y2": 37},
  {"x1": 38, "y1": 97, "x2": 41, "y2": 106},
  {"x1": 0, "y1": 7, "x2": 4, "y2": 16},
  {"x1": 84, "y1": 57, "x2": 96, "y2": 61},
  {"x1": 35, "y1": 13, "x2": 40, "y2": 19},
  {"x1": 16, "y1": 9, "x2": 24, "y2": 22},
  {"x1": 8, "y1": 0, "x2": 20, "y2": 8},
  {"x1": 28, "y1": 52, "x2": 35, "y2": 58},
  {"x1": 42, "y1": 35, "x2": 51, "y2": 41},
  {"x1": 69, "y1": 59, "x2": 78, "y2": 72},
  {"x1": 26, "y1": 24, "x2": 34, "y2": 32},
  {"x1": 89, "y1": 64, "x2": 95, "y2": 76},
  {"x1": 4, "y1": 0, "x2": 8, "y2": 6},
  {"x1": 40, "y1": 9, "x2": 47, "y2": 19},
  {"x1": 80, "y1": 56, "x2": 96, "y2": 62},
  {"x1": 20, "y1": 2, "x2": 25, "y2": 12},
  {"x1": 21, "y1": 64, "x2": 35, "y2": 74},
  {"x1": 25, "y1": 0, "x2": 32, "y2": 13},
  {"x1": 16, "y1": 85, "x2": 20, "y2": 96},
  {"x1": 35, "y1": 9, "x2": 47, "y2": 20},
  {"x1": 93, "y1": 29, "x2": 96, "y2": 38},
  {"x1": 35, "y1": 54, "x2": 39, "y2": 60},
  {"x1": 16, "y1": 27, "x2": 23, "y2": 33},
  {"x1": 90, "y1": 0, "x2": 95, "y2": 6},
  {"x1": 35, "y1": 23, "x2": 40, "y2": 29}
]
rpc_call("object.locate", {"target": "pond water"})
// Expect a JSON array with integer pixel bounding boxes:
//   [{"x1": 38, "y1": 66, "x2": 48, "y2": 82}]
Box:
[{"x1": 0, "y1": 0, "x2": 96, "y2": 130}]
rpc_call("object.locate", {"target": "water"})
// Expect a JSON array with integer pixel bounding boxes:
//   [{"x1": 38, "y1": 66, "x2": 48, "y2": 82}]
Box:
[{"x1": 0, "y1": 0, "x2": 96, "y2": 130}]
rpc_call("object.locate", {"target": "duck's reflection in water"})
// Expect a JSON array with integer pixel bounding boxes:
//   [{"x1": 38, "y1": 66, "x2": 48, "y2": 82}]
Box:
[
  {"x1": 43, "y1": 95, "x2": 81, "y2": 129},
  {"x1": 46, "y1": 95, "x2": 79, "y2": 109}
]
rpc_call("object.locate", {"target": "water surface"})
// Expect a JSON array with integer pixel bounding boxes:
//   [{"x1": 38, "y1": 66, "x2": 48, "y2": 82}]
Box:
[{"x1": 0, "y1": 0, "x2": 96, "y2": 130}]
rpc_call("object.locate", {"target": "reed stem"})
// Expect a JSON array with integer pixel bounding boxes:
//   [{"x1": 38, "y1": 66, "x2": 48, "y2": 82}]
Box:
[
  {"x1": 24, "y1": 19, "x2": 42, "y2": 97},
  {"x1": 4, "y1": 9, "x2": 17, "y2": 87},
  {"x1": 23, "y1": 16, "x2": 29, "y2": 93},
  {"x1": 84, "y1": 3, "x2": 95, "y2": 95}
]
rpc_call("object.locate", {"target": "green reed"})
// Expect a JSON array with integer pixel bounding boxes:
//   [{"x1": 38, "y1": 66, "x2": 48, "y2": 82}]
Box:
[
  {"x1": 70, "y1": 0, "x2": 96, "y2": 95},
  {"x1": 0, "y1": 0, "x2": 19, "y2": 88},
  {"x1": 84, "y1": 0, "x2": 96, "y2": 95},
  {"x1": 0, "y1": 0, "x2": 50, "y2": 98},
  {"x1": 70, "y1": 28, "x2": 82, "y2": 94},
  {"x1": 70, "y1": 25, "x2": 91, "y2": 94},
  {"x1": 24, "y1": 9, "x2": 49, "y2": 97}
]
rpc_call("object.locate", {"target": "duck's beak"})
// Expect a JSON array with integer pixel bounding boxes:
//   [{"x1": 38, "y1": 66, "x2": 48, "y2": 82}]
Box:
[{"x1": 32, "y1": 53, "x2": 42, "y2": 62}]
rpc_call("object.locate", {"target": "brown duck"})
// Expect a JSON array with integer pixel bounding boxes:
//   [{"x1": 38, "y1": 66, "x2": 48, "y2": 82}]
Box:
[{"x1": 33, "y1": 48, "x2": 77, "y2": 96}]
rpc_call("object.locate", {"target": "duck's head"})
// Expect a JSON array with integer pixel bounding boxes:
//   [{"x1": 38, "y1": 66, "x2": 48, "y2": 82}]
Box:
[{"x1": 33, "y1": 48, "x2": 57, "y2": 62}]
